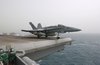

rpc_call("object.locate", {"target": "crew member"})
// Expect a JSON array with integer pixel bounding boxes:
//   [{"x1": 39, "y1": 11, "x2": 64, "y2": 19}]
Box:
[
  {"x1": 8, "y1": 48, "x2": 16, "y2": 65},
  {"x1": 0, "y1": 48, "x2": 8, "y2": 65}
]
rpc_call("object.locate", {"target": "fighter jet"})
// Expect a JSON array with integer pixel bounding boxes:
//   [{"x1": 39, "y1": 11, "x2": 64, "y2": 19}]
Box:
[{"x1": 21, "y1": 22, "x2": 81, "y2": 39}]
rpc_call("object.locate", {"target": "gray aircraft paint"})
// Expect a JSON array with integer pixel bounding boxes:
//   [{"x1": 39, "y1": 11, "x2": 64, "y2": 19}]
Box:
[{"x1": 21, "y1": 22, "x2": 81, "y2": 38}]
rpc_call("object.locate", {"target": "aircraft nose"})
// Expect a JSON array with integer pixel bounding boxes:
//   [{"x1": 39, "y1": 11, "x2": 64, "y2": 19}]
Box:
[
  {"x1": 75, "y1": 28, "x2": 81, "y2": 31},
  {"x1": 79, "y1": 29, "x2": 81, "y2": 31}
]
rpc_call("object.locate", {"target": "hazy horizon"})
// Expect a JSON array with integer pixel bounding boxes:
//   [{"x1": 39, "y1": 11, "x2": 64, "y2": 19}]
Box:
[{"x1": 0, "y1": 0, "x2": 100, "y2": 33}]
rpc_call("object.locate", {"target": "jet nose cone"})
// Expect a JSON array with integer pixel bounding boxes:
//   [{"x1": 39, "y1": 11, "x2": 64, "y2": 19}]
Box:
[
  {"x1": 76, "y1": 29, "x2": 81, "y2": 31},
  {"x1": 73, "y1": 28, "x2": 81, "y2": 32}
]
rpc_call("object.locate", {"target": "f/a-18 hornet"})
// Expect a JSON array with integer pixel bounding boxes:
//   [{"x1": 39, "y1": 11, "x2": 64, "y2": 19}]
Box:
[{"x1": 21, "y1": 22, "x2": 81, "y2": 39}]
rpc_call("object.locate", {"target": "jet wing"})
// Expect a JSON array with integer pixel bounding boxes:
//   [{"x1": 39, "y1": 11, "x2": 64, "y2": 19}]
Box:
[{"x1": 21, "y1": 27, "x2": 63, "y2": 32}]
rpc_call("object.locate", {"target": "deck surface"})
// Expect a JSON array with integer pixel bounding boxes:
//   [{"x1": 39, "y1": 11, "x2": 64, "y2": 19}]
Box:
[{"x1": 0, "y1": 35, "x2": 63, "y2": 46}]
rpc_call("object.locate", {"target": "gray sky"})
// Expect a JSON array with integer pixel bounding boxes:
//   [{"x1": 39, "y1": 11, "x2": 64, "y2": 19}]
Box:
[{"x1": 0, "y1": 0, "x2": 100, "y2": 33}]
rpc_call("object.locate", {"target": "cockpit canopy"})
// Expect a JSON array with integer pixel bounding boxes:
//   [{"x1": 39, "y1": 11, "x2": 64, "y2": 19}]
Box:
[
  {"x1": 58, "y1": 24, "x2": 65, "y2": 27},
  {"x1": 58, "y1": 24, "x2": 73, "y2": 29}
]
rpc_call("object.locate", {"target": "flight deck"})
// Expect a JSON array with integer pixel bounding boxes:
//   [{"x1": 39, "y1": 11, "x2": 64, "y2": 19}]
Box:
[
  {"x1": 0, "y1": 35, "x2": 74, "y2": 65},
  {"x1": 0, "y1": 35, "x2": 60, "y2": 46}
]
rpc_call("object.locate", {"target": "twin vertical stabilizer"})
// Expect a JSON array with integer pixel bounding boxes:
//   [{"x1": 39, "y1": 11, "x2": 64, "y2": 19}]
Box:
[
  {"x1": 29, "y1": 22, "x2": 37, "y2": 29},
  {"x1": 37, "y1": 23, "x2": 42, "y2": 29},
  {"x1": 29, "y1": 22, "x2": 42, "y2": 29}
]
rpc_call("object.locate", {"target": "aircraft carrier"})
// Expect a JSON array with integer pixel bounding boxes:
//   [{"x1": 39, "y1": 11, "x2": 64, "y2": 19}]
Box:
[{"x1": 0, "y1": 34, "x2": 74, "y2": 65}]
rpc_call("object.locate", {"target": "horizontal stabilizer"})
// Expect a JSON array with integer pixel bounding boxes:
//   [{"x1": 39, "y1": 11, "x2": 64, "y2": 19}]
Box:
[{"x1": 21, "y1": 29, "x2": 44, "y2": 32}]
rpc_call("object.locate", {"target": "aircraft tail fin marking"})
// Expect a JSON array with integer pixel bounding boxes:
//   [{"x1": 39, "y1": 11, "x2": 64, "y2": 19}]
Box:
[
  {"x1": 37, "y1": 23, "x2": 42, "y2": 29},
  {"x1": 29, "y1": 22, "x2": 37, "y2": 29}
]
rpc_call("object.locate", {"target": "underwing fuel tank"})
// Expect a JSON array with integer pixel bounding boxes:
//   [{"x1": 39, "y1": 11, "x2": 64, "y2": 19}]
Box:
[
  {"x1": 47, "y1": 33, "x2": 56, "y2": 36},
  {"x1": 33, "y1": 32, "x2": 45, "y2": 36},
  {"x1": 38, "y1": 32, "x2": 45, "y2": 36}
]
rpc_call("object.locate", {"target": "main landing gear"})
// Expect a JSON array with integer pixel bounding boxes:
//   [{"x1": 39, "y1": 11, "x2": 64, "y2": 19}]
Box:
[
  {"x1": 37, "y1": 35, "x2": 40, "y2": 38},
  {"x1": 45, "y1": 35, "x2": 48, "y2": 38},
  {"x1": 57, "y1": 37, "x2": 60, "y2": 39}
]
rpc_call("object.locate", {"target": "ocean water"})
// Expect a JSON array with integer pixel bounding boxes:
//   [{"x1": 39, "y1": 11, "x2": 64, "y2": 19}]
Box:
[{"x1": 37, "y1": 33, "x2": 100, "y2": 65}]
